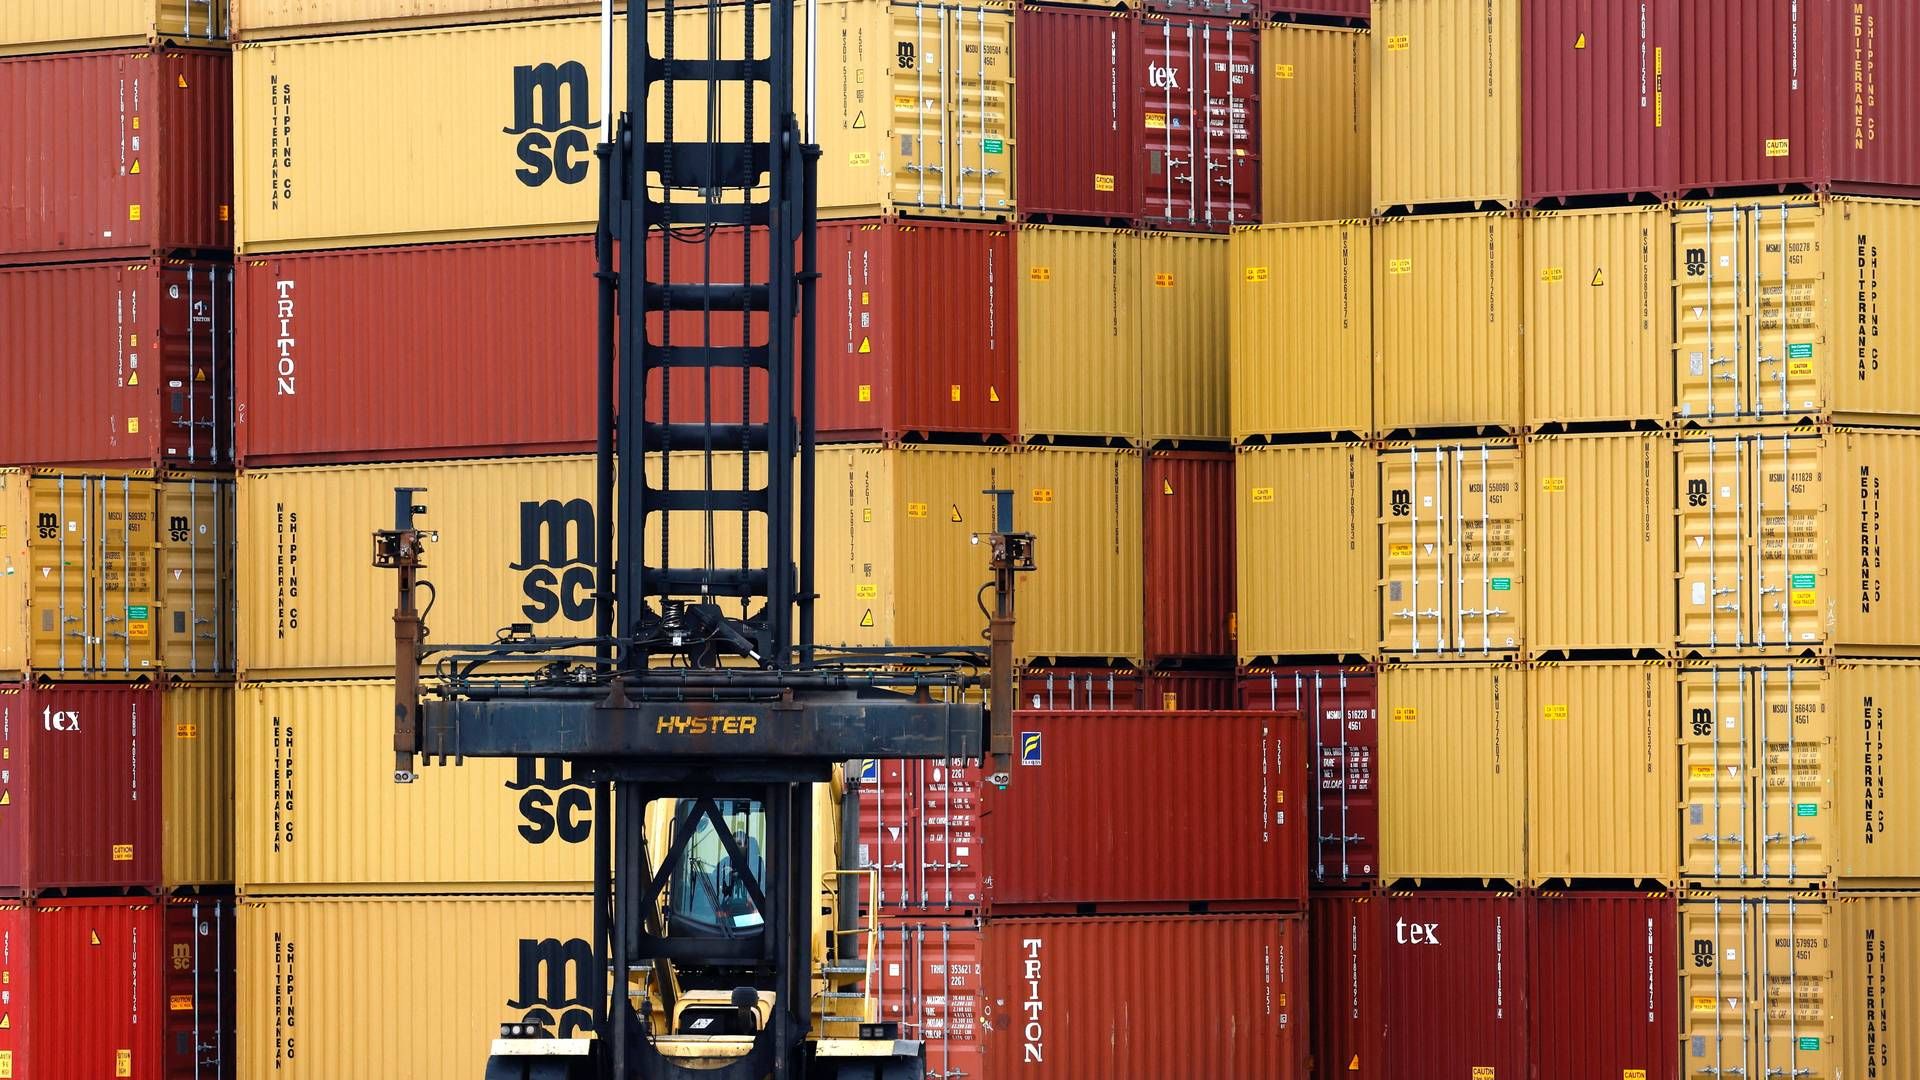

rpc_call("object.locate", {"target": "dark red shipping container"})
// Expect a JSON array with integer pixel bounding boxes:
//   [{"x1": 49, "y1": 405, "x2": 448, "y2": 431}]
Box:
[
  {"x1": 1014, "y1": 7, "x2": 1139, "y2": 224},
  {"x1": 1, "y1": 260, "x2": 230, "y2": 468},
  {"x1": 1524, "y1": 0, "x2": 1679, "y2": 203},
  {"x1": 1144, "y1": 667, "x2": 1235, "y2": 709},
  {"x1": 1240, "y1": 665, "x2": 1378, "y2": 888},
  {"x1": 1529, "y1": 891, "x2": 1678, "y2": 1080},
  {"x1": 855, "y1": 757, "x2": 984, "y2": 916},
  {"x1": 982, "y1": 914, "x2": 1308, "y2": 1078},
  {"x1": 871, "y1": 920, "x2": 987, "y2": 1080},
  {"x1": 1139, "y1": 15, "x2": 1261, "y2": 231},
  {"x1": 1381, "y1": 891, "x2": 1528, "y2": 1080},
  {"x1": 1019, "y1": 665, "x2": 1234, "y2": 710},
  {"x1": 985, "y1": 710, "x2": 1306, "y2": 910},
  {"x1": 0, "y1": 683, "x2": 161, "y2": 895},
  {"x1": 1675, "y1": 0, "x2": 1920, "y2": 196},
  {"x1": 816, "y1": 220, "x2": 1016, "y2": 442},
  {"x1": 1144, "y1": 450, "x2": 1234, "y2": 661},
  {"x1": 1269, "y1": 0, "x2": 1368, "y2": 22},
  {"x1": 0, "y1": 895, "x2": 233, "y2": 1078},
  {"x1": 0, "y1": 48, "x2": 232, "y2": 265},
  {"x1": 1308, "y1": 892, "x2": 1385, "y2": 1080}
]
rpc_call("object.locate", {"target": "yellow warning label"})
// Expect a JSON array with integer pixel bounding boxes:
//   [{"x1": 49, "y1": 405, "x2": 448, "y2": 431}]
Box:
[
  {"x1": 989, "y1": 386, "x2": 1000, "y2": 403},
  {"x1": 1244, "y1": 266, "x2": 1270, "y2": 283},
  {"x1": 852, "y1": 111, "x2": 867, "y2": 129},
  {"x1": 1145, "y1": 112, "x2": 1167, "y2": 129},
  {"x1": 177, "y1": 73, "x2": 189, "y2": 88},
  {"x1": 130, "y1": 160, "x2": 141, "y2": 175},
  {"x1": 1766, "y1": 139, "x2": 1790, "y2": 158},
  {"x1": 1162, "y1": 479, "x2": 1175, "y2": 496},
  {"x1": 219, "y1": 204, "x2": 230, "y2": 222},
  {"x1": 127, "y1": 371, "x2": 139, "y2": 387},
  {"x1": 1391, "y1": 706, "x2": 1417, "y2": 723},
  {"x1": 1691, "y1": 996, "x2": 1717, "y2": 1013},
  {"x1": 1574, "y1": 32, "x2": 1587, "y2": 49},
  {"x1": 0, "y1": 1050, "x2": 12, "y2": 1078},
  {"x1": 1029, "y1": 266, "x2": 1052, "y2": 282},
  {"x1": 857, "y1": 384, "x2": 872, "y2": 402},
  {"x1": 1275, "y1": 63, "x2": 1295, "y2": 79},
  {"x1": 1541, "y1": 476, "x2": 1566, "y2": 493},
  {"x1": 906, "y1": 502, "x2": 928, "y2": 519},
  {"x1": 195, "y1": 368, "x2": 207, "y2": 381},
  {"x1": 129, "y1": 619, "x2": 149, "y2": 640},
  {"x1": 1386, "y1": 35, "x2": 1410, "y2": 51},
  {"x1": 861, "y1": 291, "x2": 870, "y2": 305},
  {"x1": 1388, "y1": 258, "x2": 1412, "y2": 275},
  {"x1": 1591, "y1": 267, "x2": 1607, "y2": 287},
  {"x1": 1389, "y1": 543, "x2": 1413, "y2": 558},
  {"x1": 859, "y1": 610, "x2": 875, "y2": 628},
  {"x1": 1654, "y1": 48, "x2": 1664, "y2": 127},
  {"x1": 1093, "y1": 173, "x2": 1114, "y2": 192},
  {"x1": 127, "y1": 416, "x2": 141, "y2": 435},
  {"x1": 858, "y1": 336, "x2": 872, "y2": 354},
  {"x1": 1788, "y1": 359, "x2": 1814, "y2": 376},
  {"x1": 1472, "y1": 1070, "x2": 1495, "y2": 1080},
  {"x1": 170, "y1": 994, "x2": 193, "y2": 1011},
  {"x1": 91, "y1": 930, "x2": 103, "y2": 946},
  {"x1": 131, "y1": 116, "x2": 140, "y2": 131},
  {"x1": 856, "y1": 584, "x2": 878, "y2": 599},
  {"x1": 117, "y1": 1050, "x2": 132, "y2": 1078},
  {"x1": 1348, "y1": 1057, "x2": 1359, "y2": 1072},
  {"x1": 1624, "y1": 1071, "x2": 1647, "y2": 1080},
  {"x1": 175, "y1": 723, "x2": 198, "y2": 740},
  {"x1": 112, "y1": 844, "x2": 134, "y2": 861},
  {"x1": 950, "y1": 384, "x2": 962, "y2": 402},
  {"x1": 128, "y1": 204, "x2": 142, "y2": 222},
  {"x1": 1031, "y1": 488, "x2": 1055, "y2": 504},
  {"x1": 895, "y1": 96, "x2": 915, "y2": 108},
  {"x1": 849, "y1": 152, "x2": 871, "y2": 166},
  {"x1": 0, "y1": 1014, "x2": 7, "y2": 1030},
  {"x1": 1543, "y1": 704, "x2": 1569, "y2": 721},
  {"x1": 0, "y1": 792, "x2": 9, "y2": 807},
  {"x1": 1250, "y1": 486, "x2": 1274, "y2": 504},
  {"x1": 1791, "y1": 589, "x2": 1817, "y2": 609},
  {"x1": 949, "y1": 504, "x2": 964, "y2": 523},
  {"x1": 861, "y1": 508, "x2": 872, "y2": 523},
  {"x1": 1691, "y1": 764, "x2": 1715, "y2": 780},
  {"x1": 1540, "y1": 267, "x2": 1565, "y2": 283},
  {"x1": 1154, "y1": 272, "x2": 1175, "y2": 288}
]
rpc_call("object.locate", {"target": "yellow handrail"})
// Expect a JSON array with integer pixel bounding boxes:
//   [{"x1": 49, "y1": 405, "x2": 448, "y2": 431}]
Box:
[{"x1": 820, "y1": 868, "x2": 881, "y2": 1026}]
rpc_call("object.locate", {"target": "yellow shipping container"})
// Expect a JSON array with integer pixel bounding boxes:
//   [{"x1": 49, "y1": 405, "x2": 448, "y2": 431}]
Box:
[
  {"x1": 1525, "y1": 205, "x2": 1674, "y2": 427},
  {"x1": 1673, "y1": 196, "x2": 1920, "y2": 427},
  {"x1": 235, "y1": 0, "x2": 605, "y2": 39},
  {"x1": 239, "y1": 894, "x2": 596, "y2": 1079},
  {"x1": 0, "y1": 0, "x2": 223, "y2": 54},
  {"x1": 1379, "y1": 663, "x2": 1525, "y2": 884},
  {"x1": 1260, "y1": 24, "x2": 1370, "y2": 224},
  {"x1": 1833, "y1": 661, "x2": 1920, "y2": 884},
  {"x1": 1018, "y1": 225, "x2": 1139, "y2": 442},
  {"x1": 236, "y1": 680, "x2": 592, "y2": 892},
  {"x1": 1371, "y1": 0, "x2": 1519, "y2": 212},
  {"x1": 162, "y1": 680, "x2": 233, "y2": 887},
  {"x1": 1137, "y1": 232, "x2": 1229, "y2": 444},
  {"x1": 1526, "y1": 661, "x2": 1676, "y2": 887},
  {"x1": 235, "y1": 3, "x2": 1012, "y2": 252},
  {"x1": 1229, "y1": 220, "x2": 1371, "y2": 441},
  {"x1": 1524, "y1": 433, "x2": 1674, "y2": 656},
  {"x1": 0, "y1": 469, "x2": 232, "y2": 681},
  {"x1": 1234, "y1": 443, "x2": 1377, "y2": 661},
  {"x1": 1833, "y1": 893, "x2": 1920, "y2": 1078},
  {"x1": 1378, "y1": 440, "x2": 1523, "y2": 659},
  {"x1": 1014, "y1": 446, "x2": 1142, "y2": 664},
  {"x1": 1372, "y1": 212, "x2": 1523, "y2": 433},
  {"x1": 1675, "y1": 428, "x2": 1920, "y2": 655}
]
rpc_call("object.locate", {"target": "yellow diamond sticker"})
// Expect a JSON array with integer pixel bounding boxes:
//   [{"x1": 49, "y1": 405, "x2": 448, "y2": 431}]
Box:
[
  {"x1": 1244, "y1": 266, "x2": 1270, "y2": 283},
  {"x1": 1392, "y1": 707, "x2": 1417, "y2": 723},
  {"x1": 1250, "y1": 486, "x2": 1274, "y2": 504}
]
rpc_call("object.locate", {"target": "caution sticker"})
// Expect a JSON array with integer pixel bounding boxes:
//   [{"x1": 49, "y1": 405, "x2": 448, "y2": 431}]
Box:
[
  {"x1": 1690, "y1": 765, "x2": 1715, "y2": 780},
  {"x1": 1275, "y1": 63, "x2": 1295, "y2": 79},
  {"x1": 1788, "y1": 360, "x2": 1814, "y2": 376},
  {"x1": 1391, "y1": 706, "x2": 1417, "y2": 723},
  {"x1": 1386, "y1": 35, "x2": 1410, "y2": 51},
  {"x1": 128, "y1": 620, "x2": 149, "y2": 640},
  {"x1": 170, "y1": 994, "x2": 193, "y2": 1011},
  {"x1": 950, "y1": 385, "x2": 962, "y2": 402},
  {"x1": 1541, "y1": 477, "x2": 1566, "y2": 493},
  {"x1": 1471, "y1": 1068, "x2": 1494, "y2": 1079},
  {"x1": 906, "y1": 501, "x2": 928, "y2": 519},
  {"x1": 1543, "y1": 704, "x2": 1568, "y2": 721},
  {"x1": 1250, "y1": 486, "x2": 1275, "y2": 504},
  {"x1": 1539, "y1": 267, "x2": 1565, "y2": 284},
  {"x1": 175, "y1": 723, "x2": 198, "y2": 740},
  {"x1": 112, "y1": 844, "x2": 134, "y2": 861},
  {"x1": 1093, "y1": 173, "x2": 1114, "y2": 192},
  {"x1": 1154, "y1": 272, "x2": 1175, "y2": 288},
  {"x1": 1691, "y1": 996, "x2": 1718, "y2": 1013},
  {"x1": 1029, "y1": 266, "x2": 1052, "y2": 282},
  {"x1": 1244, "y1": 266, "x2": 1270, "y2": 283},
  {"x1": 855, "y1": 584, "x2": 878, "y2": 600},
  {"x1": 1031, "y1": 488, "x2": 1054, "y2": 504},
  {"x1": 117, "y1": 1051, "x2": 132, "y2": 1078},
  {"x1": 1765, "y1": 138, "x2": 1791, "y2": 158},
  {"x1": 1388, "y1": 258, "x2": 1412, "y2": 275},
  {"x1": 1791, "y1": 590, "x2": 1817, "y2": 609},
  {"x1": 1145, "y1": 112, "x2": 1168, "y2": 129},
  {"x1": 857, "y1": 384, "x2": 872, "y2": 402},
  {"x1": 1389, "y1": 543, "x2": 1413, "y2": 559},
  {"x1": 848, "y1": 151, "x2": 871, "y2": 167}
]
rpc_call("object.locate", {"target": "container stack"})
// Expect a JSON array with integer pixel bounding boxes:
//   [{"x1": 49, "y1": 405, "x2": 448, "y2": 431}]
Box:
[{"x1": 0, "y1": 3, "x2": 237, "y2": 1076}]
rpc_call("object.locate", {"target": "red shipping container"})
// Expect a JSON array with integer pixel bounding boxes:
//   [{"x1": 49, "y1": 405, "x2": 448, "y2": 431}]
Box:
[
  {"x1": 985, "y1": 710, "x2": 1306, "y2": 910},
  {"x1": 1309, "y1": 892, "x2": 1385, "y2": 1080},
  {"x1": 1269, "y1": 0, "x2": 1368, "y2": 22},
  {"x1": 1524, "y1": 0, "x2": 1679, "y2": 203},
  {"x1": 1675, "y1": 0, "x2": 1920, "y2": 196},
  {"x1": 1144, "y1": 450, "x2": 1233, "y2": 661},
  {"x1": 1240, "y1": 665, "x2": 1378, "y2": 888},
  {"x1": 0, "y1": 683, "x2": 161, "y2": 895},
  {"x1": 1144, "y1": 667, "x2": 1235, "y2": 709},
  {"x1": 1018, "y1": 666, "x2": 1144, "y2": 711},
  {"x1": 0, "y1": 48, "x2": 232, "y2": 265},
  {"x1": 1529, "y1": 891, "x2": 1678, "y2": 1080},
  {"x1": 855, "y1": 757, "x2": 985, "y2": 916},
  {"x1": 982, "y1": 914, "x2": 1308, "y2": 1078},
  {"x1": 871, "y1": 919, "x2": 987, "y2": 1080},
  {"x1": 1014, "y1": 7, "x2": 1139, "y2": 224},
  {"x1": 1138, "y1": 15, "x2": 1261, "y2": 231},
  {"x1": 816, "y1": 220, "x2": 1016, "y2": 442},
  {"x1": 0, "y1": 895, "x2": 233, "y2": 1078},
  {"x1": 1381, "y1": 891, "x2": 1528, "y2": 1079},
  {"x1": 1, "y1": 260, "x2": 230, "y2": 468}
]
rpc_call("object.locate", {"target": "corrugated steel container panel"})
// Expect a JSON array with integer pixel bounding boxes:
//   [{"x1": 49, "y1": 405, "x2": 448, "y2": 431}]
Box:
[
  {"x1": 818, "y1": 220, "x2": 1017, "y2": 442},
  {"x1": 1675, "y1": 429, "x2": 1920, "y2": 654},
  {"x1": 1673, "y1": 197, "x2": 1920, "y2": 427},
  {"x1": 0, "y1": 683, "x2": 160, "y2": 894},
  {"x1": 1833, "y1": 661, "x2": 1920, "y2": 884},
  {"x1": 1260, "y1": 24, "x2": 1369, "y2": 223},
  {"x1": 1017, "y1": 225, "x2": 1139, "y2": 441},
  {"x1": 0, "y1": 896, "x2": 235, "y2": 1080},
  {"x1": 813, "y1": 445, "x2": 1011, "y2": 651},
  {"x1": 1680, "y1": 895, "x2": 1835, "y2": 1079},
  {"x1": 981, "y1": 914, "x2": 1308, "y2": 1078},
  {"x1": 1529, "y1": 892, "x2": 1678, "y2": 1080},
  {"x1": 1144, "y1": 667, "x2": 1235, "y2": 709},
  {"x1": 1372, "y1": 213, "x2": 1523, "y2": 433},
  {"x1": 1675, "y1": 0, "x2": 1920, "y2": 196},
  {"x1": 0, "y1": 260, "x2": 232, "y2": 469},
  {"x1": 1013, "y1": 7, "x2": 1138, "y2": 222},
  {"x1": 1308, "y1": 893, "x2": 1383, "y2": 1080},
  {"x1": 1138, "y1": 16, "x2": 1261, "y2": 231},
  {"x1": 1381, "y1": 891, "x2": 1527, "y2": 1078},
  {"x1": 162, "y1": 681, "x2": 232, "y2": 888},
  {"x1": 1273, "y1": 1, "x2": 1367, "y2": 20},
  {"x1": 1525, "y1": 433, "x2": 1676, "y2": 655},
  {"x1": 1378, "y1": 664, "x2": 1525, "y2": 884},
  {"x1": 0, "y1": 469, "x2": 233, "y2": 680},
  {"x1": 871, "y1": 920, "x2": 986, "y2": 1080},
  {"x1": 857, "y1": 758, "x2": 983, "y2": 915},
  {"x1": 1014, "y1": 447, "x2": 1143, "y2": 664},
  {"x1": 986, "y1": 710, "x2": 1305, "y2": 908},
  {"x1": 1371, "y1": 0, "x2": 1520, "y2": 211},
  {"x1": 236, "y1": 680, "x2": 593, "y2": 893},
  {"x1": 1234, "y1": 443, "x2": 1377, "y2": 660},
  {"x1": 1378, "y1": 441, "x2": 1524, "y2": 659},
  {"x1": 1523, "y1": 0, "x2": 1676, "y2": 203},
  {"x1": 1136, "y1": 231, "x2": 1229, "y2": 444},
  {"x1": 0, "y1": 48, "x2": 231, "y2": 264},
  {"x1": 238, "y1": 894, "x2": 595, "y2": 1079},
  {"x1": 1229, "y1": 220, "x2": 1371, "y2": 440},
  {"x1": 1527, "y1": 662, "x2": 1678, "y2": 886},
  {"x1": 0, "y1": 1, "x2": 224, "y2": 54},
  {"x1": 1525, "y1": 206, "x2": 1674, "y2": 427},
  {"x1": 1016, "y1": 666, "x2": 1234, "y2": 710},
  {"x1": 1834, "y1": 893, "x2": 1920, "y2": 1078},
  {"x1": 1239, "y1": 665, "x2": 1378, "y2": 887},
  {"x1": 234, "y1": 0, "x2": 604, "y2": 38},
  {"x1": 1144, "y1": 451, "x2": 1233, "y2": 660}
]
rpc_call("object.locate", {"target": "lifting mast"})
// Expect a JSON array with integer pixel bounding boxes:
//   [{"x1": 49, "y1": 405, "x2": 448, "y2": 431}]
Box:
[{"x1": 372, "y1": 0, "x2": 1030, "y2": 1076}]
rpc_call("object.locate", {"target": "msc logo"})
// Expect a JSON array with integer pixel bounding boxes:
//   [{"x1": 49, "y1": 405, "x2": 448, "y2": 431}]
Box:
[
  {"x1": 35, "y1": 512, "x2": 59, "y2": 540},
  {"x1": 1390, "y1": 488, "x2": 1411, "y2": 517},
  {"x1": 1689, "y1": 707, "x2": 1714, "y2": 738},
  {"x1": 513, "y1": 498, "x2": 596, "y2": 624},
  {"x1": 1691, "y1": 938, "x2": 1715, "y2": 969},
  {"x1": 507, "y1": 756, "x2": 593, "y2": 845},
  {"x1": 42, "y1": 707, "x2": 80, "y2": 733},
  {"x1": 1020, "y1": 731, "x2": 1042, "y2": 766},
  {"x1": 656, "y1": 714, "x2": 761, "y2": 736},
  {"x1": 1685, "y1": 247, "x2": 1709, "y2": 278},
  {"x1": 506, "y1": 61, "x2": 602, "y2": 188},
  {"x1": 1686, "y1": 478, "x2": 1710, "y2": 508},
  {"x1": 510, "y1": 936, "x2": 599, "y2": 1038}
]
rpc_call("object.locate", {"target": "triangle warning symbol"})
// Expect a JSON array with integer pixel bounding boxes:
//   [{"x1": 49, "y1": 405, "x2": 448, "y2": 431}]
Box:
[
  {"x1": 1348, "y1": 1056, "x2": 1360, "y2": 1071},
  {"x1": 177, "y1": 75, "x2": 188, "y2": 88},
  {"x1": 0, "y1": 791, "x2": 9, "y2": 806},
  {"x1": 988, "y1": 386, "x2": 1000, "y2": 403},
  {"x1": 1574, "y1": 32, "x2": 1587, "y2": 49},
  {"x1": 195, "y1": 368, "x2": 207, "y2": 382},
  {"x1": 1162, "y1": 479, "x2": 1175, "y2": 495},
  {"x1": 852, "y1": 111, "x2": 867, "y2": 130},
  {"x1": 858, "y1": 337, "x2": 872, "y2": 354},
  {"x1": 949, "y1": 504, "x2": 963, "y2": 523},
  {"x1": 1591, "y1": 267, "x2": 1606, "y2": 287},
  {"x1": 130, "y1": 161, "x2": 141, "y2": 175},
  {"x1": 0, "y1": 1012, "x2": 10, "y2": 1029},
  {"x1": 127, "y1": 371, "x2": 139, "y2": 386},
  {"x1": 90, "y1": 930, "x2": 102, "y2": 946},
  {"x1": 859, "y1": 610, "x2": 875, "y2": 628}
]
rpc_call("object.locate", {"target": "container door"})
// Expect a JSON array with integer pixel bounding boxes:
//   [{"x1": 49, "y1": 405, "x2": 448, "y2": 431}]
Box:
[
  {"x1": 910, "y1": 757, "x2": 983, "y2": 913},
  {"x1": 159, "y1": 262, "x2": 234, "y2": 468},
  {"x1": 1750, "y1": 898, "x2": 1834, "y2": 1079},
  {"x1": 1681, "y1": 899, "x2": 1753, "y2": 1080},
  {"x1": 1379, "y1": 447, "x2": 1450, "y2": 654},
  {"x1": 1750, "y1": 668, "x2": 1832, "y2": 885},
  {"x1": 28, "y1": 476, "x2": 92, "y2": 673},
  {"x1": 158, "y1": 475, "x2": 233, "y2": 678},
  {"x1": 858, "y1": 758, "x2": 917, "y2": 914},
  {"x1": 873, "y1": 922, "x2": 985, "y2": 1078},
  {"x1": 1674, "y1": 205, "x2": 1750, "y2": 421},
  {"x1": 1299, "y1": 670, "x2": 1378, "y2": 887},
  {"x1": 893, "y1": 4, "x2": 952, "y2": 211},
  {"x1": 1748, "y1": 201, "x2": 1824, "y2": 421},
  {"x1": 1749, "y1": 434, "x2": 1825, "y2": 649},
  {"x1": 94, "y1": 476, "x2": 159, "y2": 676},
  {"x1": 1450, "y1": 445, "x2": 1521, "y2": 656},
  {"x1": 1676, "y1": 437, "x2": 1751, "y2": 648},
  {"x1": 946, "y1": 4, "x2": 1012, "y2": 215},
  {"x1": 1680, "y1": 667, "x2": 1751, "y2": 881}
]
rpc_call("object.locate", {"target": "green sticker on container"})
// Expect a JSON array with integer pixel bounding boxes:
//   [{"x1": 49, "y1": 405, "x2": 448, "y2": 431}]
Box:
[
  {"x1": 1490, "y1": 578, "x2": 1512, "y2": 591},
  {"x1": 1788, "y1": 342, "x2": 1814, "y2": 360},
  {"x1": 1799, "y1": 1037, "x2": 1821, "y2": 1051},
  {"x1": 1796, "y1": 802, "x2": 1818, "y2": 817},
  {"x1": 983, "y1": 138, "x2": 1004, "y2": 154},
  {"x1": 1791, "y1": 573, "x2": 1816, "y2": 589},
  {"x1": 127, "y1": 605, "x2": 149, "y2": 620}
]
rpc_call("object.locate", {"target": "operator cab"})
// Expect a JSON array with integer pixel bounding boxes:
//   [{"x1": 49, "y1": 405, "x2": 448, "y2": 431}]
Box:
[{"x1": 667, "y1": 799, "x2": 767, "y2": 939}]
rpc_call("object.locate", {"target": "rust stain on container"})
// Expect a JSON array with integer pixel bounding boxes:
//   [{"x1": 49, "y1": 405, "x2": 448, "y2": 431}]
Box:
[
  {"x1": 1230, "y1": 220, "x2": 1371, "y2": 440},
  {"x1": 1379, "y1": 664, "x2": 1526, "y2": 885},
  {"x1": 1235, "y1": 443, "x2": 1377, "y2": 661}
]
